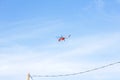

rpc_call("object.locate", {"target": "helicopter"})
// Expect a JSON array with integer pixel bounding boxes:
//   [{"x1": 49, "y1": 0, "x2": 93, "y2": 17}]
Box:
[{"x1": 57, "y1": 35, "x2": 71, "y2": 42}]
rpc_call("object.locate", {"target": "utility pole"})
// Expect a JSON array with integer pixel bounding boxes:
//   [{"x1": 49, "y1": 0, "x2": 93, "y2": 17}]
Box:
[{"x1": 26, "y1": 73, "x2": 30, "y2": 80}]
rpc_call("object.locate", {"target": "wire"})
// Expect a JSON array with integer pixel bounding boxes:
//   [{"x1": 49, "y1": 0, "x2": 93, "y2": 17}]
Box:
[{"x1": 31, "y1": 61, "x2": 120, "y2": 78}]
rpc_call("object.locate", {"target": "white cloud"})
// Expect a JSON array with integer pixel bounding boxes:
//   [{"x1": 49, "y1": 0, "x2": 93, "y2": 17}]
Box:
[
  {"x1": 0, "y1": 32, "x2": 120, "y2": 77},
  {"x1": 0, "y1": 19, "x2": 64, "y2": 45},
  {"x1": 82, "y1": 0, "x2": 105, "y2": 12},
  {"x1": 94, "y1": 0, "x2": 105, "y2": 11},
  {"x1": 51, "y1": 32, "x2": 120, "y2": 59}
]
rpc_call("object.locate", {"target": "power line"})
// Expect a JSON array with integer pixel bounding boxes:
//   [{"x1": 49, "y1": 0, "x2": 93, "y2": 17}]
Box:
[{"x1": 32, "y1": 61, "x2": 120, "y2": 78}]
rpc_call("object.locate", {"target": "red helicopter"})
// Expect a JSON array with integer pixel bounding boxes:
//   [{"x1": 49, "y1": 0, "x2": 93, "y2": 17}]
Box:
[{"x1": 57, "y1": 35, "x2": 71, "y2": 42}]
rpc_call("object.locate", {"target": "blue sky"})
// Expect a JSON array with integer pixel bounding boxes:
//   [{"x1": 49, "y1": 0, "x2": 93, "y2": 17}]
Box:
[{"x1": 0, "y1": 0, "x2": 120, "y2": 80}]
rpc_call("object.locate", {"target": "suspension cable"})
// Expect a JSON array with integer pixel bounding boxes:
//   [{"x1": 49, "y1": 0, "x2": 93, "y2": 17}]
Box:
[{"x1": 31, "y1": 61, "x2": 120, "y2": 77}]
